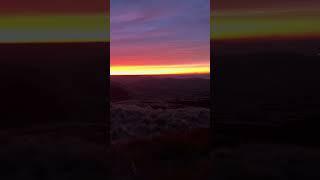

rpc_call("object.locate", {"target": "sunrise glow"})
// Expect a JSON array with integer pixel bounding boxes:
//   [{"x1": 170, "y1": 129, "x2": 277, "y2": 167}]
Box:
[
  {"x1": 110, "y1": 64, "x2": 210, "y2": 75},
  {"x1": 110, "y1": 0, "x2": 209, "y2": 76}
]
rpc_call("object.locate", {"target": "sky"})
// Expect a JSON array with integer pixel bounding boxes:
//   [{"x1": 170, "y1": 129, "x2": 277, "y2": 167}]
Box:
[
  {"x1": 0, "y1": 0, "x2": 109, "y2": 43},
  {"x1": 110, "y1": 0, "x2": 210, "y2": 75},
  {"x1": 212, "y1": 0, "x2": 320, "y2": 40}
]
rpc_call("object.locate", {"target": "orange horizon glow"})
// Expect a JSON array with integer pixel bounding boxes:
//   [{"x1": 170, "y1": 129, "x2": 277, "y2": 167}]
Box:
[
  {"x1": 110, "y1": 64, "x2": 210, "y2": 75},
  {"x1": 111, "y1": 1, "x2": 209, "y2": 76}
]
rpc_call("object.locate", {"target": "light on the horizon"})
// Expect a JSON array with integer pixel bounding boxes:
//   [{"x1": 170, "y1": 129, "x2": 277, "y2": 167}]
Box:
[{"x1": 110, "y1": 64, "x2": 210, "y2": 75}]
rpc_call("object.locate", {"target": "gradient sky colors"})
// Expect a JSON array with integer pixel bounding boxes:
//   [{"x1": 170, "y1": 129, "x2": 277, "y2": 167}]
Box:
[
  {"x1": 212, "y1": 0, "x2": 320, "y2": 40},
  {"x1": 111, "y1": 0, "x2": 210, "y2": 75},
  {"x1": 0, "y1": 0, "x2": 109, "y2": 43}
]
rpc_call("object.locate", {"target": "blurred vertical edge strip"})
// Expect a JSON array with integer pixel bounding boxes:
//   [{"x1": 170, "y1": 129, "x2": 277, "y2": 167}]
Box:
[
  {"x1": 106, "y1": 0, "x2": 111, "y2": 147},
  {"x1": 0, "y1": 1, "x2": 110, "y2": 144},
  {"x1": 210, "y1": 0, "x2": 215, "y2": 149},
  {"x1": 0, "y1": 0, "x2": 111, "y2": 178}
]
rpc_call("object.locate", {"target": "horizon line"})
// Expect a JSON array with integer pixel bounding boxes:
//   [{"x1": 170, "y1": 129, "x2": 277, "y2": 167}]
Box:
[
  {"x1": 110, "y1": 64, "x2": 210, "y2": 76},
  {"x1": 110, "y1": 72, "x2": 210, "y2": 76}
]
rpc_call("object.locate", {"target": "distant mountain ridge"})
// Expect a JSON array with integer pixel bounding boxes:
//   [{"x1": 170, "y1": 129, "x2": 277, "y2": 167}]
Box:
[
  {"x1": 110, "y1": 82, "x2": 131, "y2": 102},
  {"x1": 111, "y1": 77, "x2": 210, "y2": 100}
]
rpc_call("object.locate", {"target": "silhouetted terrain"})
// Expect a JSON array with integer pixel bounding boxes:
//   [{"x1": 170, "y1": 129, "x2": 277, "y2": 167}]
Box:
[
  {"x1": 110, "y1": 82, "x2": 131, "y2": 101},
  {"x1": 111, "y1": 76, "x2": 210, "y2": 100},
  {"x1": 109, "y1": 128, "x2": 210, "y2": 179},
  {"x1": 110, "y1": 76, "x2": 210, "y2": 141}
]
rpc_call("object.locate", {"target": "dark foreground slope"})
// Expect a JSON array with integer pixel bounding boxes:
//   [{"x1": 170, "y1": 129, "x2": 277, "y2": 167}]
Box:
[
  {"x1": 0, "y1": 127, "x2": 209, "y2": 179},
  {"x1": 2, "y1": 126, "x2": 320, "y2": 179},
  {"x1": 0, "y1": 129, "x2": 110, "y2": 179},
  {"x1": 109, "y1": 128, "x2": 211, "y2": 179}
]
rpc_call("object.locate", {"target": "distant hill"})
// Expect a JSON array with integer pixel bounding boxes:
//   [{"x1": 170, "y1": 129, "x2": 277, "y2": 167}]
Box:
[
  {"x1": 132, "y1": 78, "x2": 209, "y2": 97},
  {"x1": 111, "y1": 76, "x2": 210, "y2": 99},
  {"x1": 110, "y1": 81, "x2": 131, "y2": 102}
]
